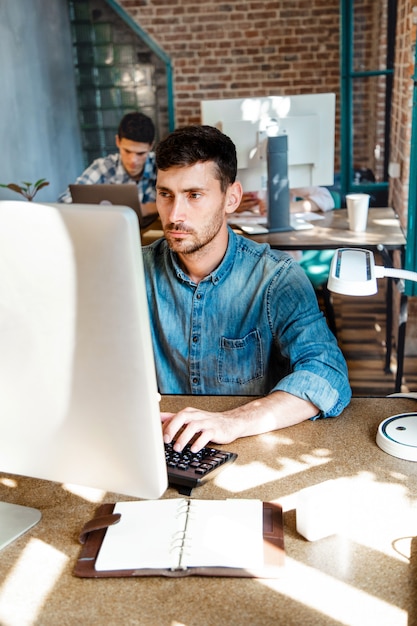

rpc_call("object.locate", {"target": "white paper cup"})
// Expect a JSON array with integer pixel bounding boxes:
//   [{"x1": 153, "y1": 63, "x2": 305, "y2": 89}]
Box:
[{"x1": 346, "y1": 193, "x2": 370, "y2": 232}]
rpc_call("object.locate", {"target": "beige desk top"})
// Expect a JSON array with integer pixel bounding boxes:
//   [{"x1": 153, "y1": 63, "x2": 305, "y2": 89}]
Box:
[
  {"x1": 1, "y1": 396, "x2": 416, "y2": 626},
  {"x1": 141, "y1": 207, "x2": 406, "y2": 251}
]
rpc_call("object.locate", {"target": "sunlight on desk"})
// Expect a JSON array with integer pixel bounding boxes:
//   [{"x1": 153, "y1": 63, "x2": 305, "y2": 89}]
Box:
[
  {"x1": 0, "y1": 538, "x2": 68, "y2": 626},
  {"x1": 373, "y1": 217, "x2": 402, "y2": 228},
  {"x1": 339, "y1": 471, "x2": 414, "y2": 559},
  {"x1": 260, "y1": 556, "x2": 407, "y2": 626},
  {"x1": 214, "y1": 461, "x2": 283, "y2": 492},
  {"x1": 214, "y1": 451, "x2": 332, "y2": 493},
  {"x1": 62, "y1": 483, "x2": 105, "y2": 504},
  {"x1": 269, "y1": 469, "x2": 413, "y2": 625},
  {"x1": 0, "y1": 478, "x2": 17, "y2": 489}
]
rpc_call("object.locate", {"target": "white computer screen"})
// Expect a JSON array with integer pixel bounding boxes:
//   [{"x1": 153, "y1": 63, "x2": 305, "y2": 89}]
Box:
[
  {"x1": 201, "y1": 93, "x2": 335, "y2": 193},
  {"x1": 0, "y1": 200, "x2": 168, "y2": 500}
]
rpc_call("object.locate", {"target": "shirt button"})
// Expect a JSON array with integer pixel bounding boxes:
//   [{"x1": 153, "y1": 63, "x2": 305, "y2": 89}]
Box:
[
  {"x1": 192, "y1": 336, "x2": 199, "y2": 343},
  {"x1": 192, "y1": 377, "x2": 199, "y2": 384},
  {"x1": 196, "y1": 293, "x2": 202, "y2": 299}
]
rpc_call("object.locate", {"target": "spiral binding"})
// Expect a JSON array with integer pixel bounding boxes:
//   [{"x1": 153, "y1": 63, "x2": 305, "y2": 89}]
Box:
[{"x1": 169, "y1": 499, "x2": 195, "y2": 570}]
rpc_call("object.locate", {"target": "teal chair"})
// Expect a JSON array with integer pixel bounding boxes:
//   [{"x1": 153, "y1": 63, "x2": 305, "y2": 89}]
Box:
[
  {"x1": 298, "y1": 190, "x2": 340, "y2": 336},
  {"x1": 299, "y1": 249, "x2": 337, "y2": 336}
]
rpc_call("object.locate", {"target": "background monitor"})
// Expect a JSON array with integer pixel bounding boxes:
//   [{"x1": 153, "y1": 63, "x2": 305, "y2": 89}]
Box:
[
  {"x1": 0, "y1": 201, "x2": 168, "y2": 547},
  {"x1": 200, "y1": 93, "x2": 336, "y2": 193}
]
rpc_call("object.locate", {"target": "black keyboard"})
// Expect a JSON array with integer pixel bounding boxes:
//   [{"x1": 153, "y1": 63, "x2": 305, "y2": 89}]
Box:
[{"x1": 165, "y1": 442, "x2": 237, "y2": 495}]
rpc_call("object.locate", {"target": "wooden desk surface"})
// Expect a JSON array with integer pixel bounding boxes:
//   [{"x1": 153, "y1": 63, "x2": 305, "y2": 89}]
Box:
[
  {"x1": 249, "y1": 207, "x2": 406, "y2": 251},
  {"x1": 141, "y1": 208, "x2": 406, "y2": 251},
  {"x1": 1, "y1": 396, "x2": 416, "y2": 626}
]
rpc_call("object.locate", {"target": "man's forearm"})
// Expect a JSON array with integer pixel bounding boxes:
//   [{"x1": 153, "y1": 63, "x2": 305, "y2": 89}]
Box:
[
  {"x1": 224, "y1": 390, "x2": 319, "y2": 439},
  {"x1": 161, "y1": 391, "x2": 319, "y2": 453}
]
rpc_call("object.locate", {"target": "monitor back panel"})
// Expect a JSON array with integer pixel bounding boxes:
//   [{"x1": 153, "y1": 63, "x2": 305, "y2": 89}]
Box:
[{"x1": 0, "y1": 201, "x2": 167, "y2": 499}]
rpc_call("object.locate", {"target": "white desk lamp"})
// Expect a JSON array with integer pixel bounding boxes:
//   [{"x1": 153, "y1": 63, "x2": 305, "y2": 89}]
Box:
[{"x1": 327, "y1": 247, "x2": 417, "y2": 462}]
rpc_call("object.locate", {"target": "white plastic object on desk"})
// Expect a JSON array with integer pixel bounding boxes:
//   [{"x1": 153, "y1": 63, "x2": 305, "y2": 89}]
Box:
[
  {"x1": 296, "y1": 479, "x2": 345, "y2": 541},
  {"x1": 376, "y1": 413, "x2": 417, "y2": 462}
]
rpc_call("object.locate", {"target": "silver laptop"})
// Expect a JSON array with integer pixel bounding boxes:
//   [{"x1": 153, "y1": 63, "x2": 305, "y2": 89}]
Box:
[{"x1": 69, "y1": 183, "x2": 158, "y2": 229}]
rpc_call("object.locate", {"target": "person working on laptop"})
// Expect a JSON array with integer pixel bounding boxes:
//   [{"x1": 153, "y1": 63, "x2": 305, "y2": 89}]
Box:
[
  {"x1": 143, "y1": 125, "x2": 351, "y2": 453},
  {"x1": 58, "y1": 112, "x2": 157, "y2": 219}
]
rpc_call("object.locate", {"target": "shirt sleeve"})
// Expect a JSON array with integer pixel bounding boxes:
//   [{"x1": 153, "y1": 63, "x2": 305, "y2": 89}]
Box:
[
  {"x1": 140, "y1": 153, "x2": 157, "y2": 204},
  {"x1": 267, "y1": 257, "x2": 351, "y2": 417},
  {"x1": 74, "y1": 157, "x2": 117, "y2": 184}
]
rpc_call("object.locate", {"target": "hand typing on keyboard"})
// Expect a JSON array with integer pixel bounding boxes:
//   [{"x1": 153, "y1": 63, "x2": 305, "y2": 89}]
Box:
[{"x1": 161, "y1": 406, "x2": 243, "y2": 454}]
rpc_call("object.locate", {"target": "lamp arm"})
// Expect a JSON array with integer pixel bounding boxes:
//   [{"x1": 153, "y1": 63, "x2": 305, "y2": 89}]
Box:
[{"x1": 379, "y1": 266, "x2": 417, "y2": 283}]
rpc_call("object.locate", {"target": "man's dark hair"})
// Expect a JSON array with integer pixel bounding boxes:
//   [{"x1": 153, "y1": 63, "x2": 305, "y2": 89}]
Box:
[
  {"x1": 118, "y1": 112, "x2": 155, "y2": 144},
  {"x1": 155, "y1": 125, "x2": 237, "y2": 193}
]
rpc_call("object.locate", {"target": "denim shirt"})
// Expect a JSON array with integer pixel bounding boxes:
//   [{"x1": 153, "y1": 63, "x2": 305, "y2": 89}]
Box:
[{"x1": 142, "y1": 228, "x2": 351, "y2": 417}]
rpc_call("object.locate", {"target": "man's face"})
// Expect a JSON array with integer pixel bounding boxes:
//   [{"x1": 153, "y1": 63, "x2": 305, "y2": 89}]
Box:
[
  {"x1": 116, "y1": 136, "x2": 152, "y2": 179},
  {"x1": 156, "y1": 161, "x2": 233, "y2": 256}
]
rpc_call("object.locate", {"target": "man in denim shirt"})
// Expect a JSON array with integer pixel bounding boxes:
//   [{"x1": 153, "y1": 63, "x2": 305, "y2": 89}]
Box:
[
  {"x1": 58, "y1": 112, "x2": 157, "y2": 220},
  {"x1": 143, "y1": 125, "x2": 351, "y2": 452}
]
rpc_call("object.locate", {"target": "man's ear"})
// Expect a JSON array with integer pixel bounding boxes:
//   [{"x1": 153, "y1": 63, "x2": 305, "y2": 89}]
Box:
[
  {"x1": 115, "y1": 135, "x2": 120, "y2": 149},
  {"x1": 225, "y1": 181, "x2": 243, "y2": 214}
]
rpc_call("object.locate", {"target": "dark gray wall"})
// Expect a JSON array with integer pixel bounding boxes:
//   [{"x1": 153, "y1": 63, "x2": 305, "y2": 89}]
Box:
[{"x1": 0, "y1": 0, "x2": 83, "y2": 202}]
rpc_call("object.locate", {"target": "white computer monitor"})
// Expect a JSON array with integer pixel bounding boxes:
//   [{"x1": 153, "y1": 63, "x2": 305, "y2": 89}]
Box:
[
  {"x1": 0, "y1": 201, "x2": 168, "y2": 548},
  {"x1": 200, "y1": 93, "x2": 336, "y2": 192}
]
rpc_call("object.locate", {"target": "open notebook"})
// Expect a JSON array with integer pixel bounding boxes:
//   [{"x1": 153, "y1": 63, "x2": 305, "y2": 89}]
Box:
[
  {"x1": 74, "y1": 499, "x2": 284, "y2": 579},
  {"x1": 69, "y1": 184, "x2": 157, "y2": 229}
]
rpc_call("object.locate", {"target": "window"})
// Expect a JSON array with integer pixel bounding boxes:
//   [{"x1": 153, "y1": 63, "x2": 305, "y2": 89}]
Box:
[
  {"x1": 340, "y1": 0, "x2": 397, "y2": 205},
  {"x1": 68, "y1": 0, "x2": 173, "y2": 166}
]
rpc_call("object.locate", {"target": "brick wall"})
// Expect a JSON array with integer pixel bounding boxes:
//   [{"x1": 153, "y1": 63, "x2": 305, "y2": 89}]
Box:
[
  {"x1": 389, "y1": 0, "x2": 417, "y2": 226},
  {"x1": 118, "y1": 0, "x2": 415, "y2": 219},
  {"x1": 119, "y1": 0, "x2": 341, "y2": 150},
  {"x1": 389, "y1": 0, "x2": 417, "y2": 355},
  {"x1": 351, "y1": 0, "x2": 388, "y2": 183}
]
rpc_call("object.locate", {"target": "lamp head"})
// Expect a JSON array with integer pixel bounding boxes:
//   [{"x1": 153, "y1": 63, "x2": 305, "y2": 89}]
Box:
[{"x1": 327, "y1": 248, "x2": 378, "y2": 296}]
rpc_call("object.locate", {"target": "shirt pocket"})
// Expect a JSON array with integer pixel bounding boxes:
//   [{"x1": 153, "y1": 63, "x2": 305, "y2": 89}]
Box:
[{"x1": 218, "y1": 329, "x2": 264, "y2": 384}]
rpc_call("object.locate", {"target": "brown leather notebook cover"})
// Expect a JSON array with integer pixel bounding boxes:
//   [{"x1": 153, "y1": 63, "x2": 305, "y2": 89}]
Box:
[{"x1": 74, "y1": 501, "x2": 284, "y2": 579}]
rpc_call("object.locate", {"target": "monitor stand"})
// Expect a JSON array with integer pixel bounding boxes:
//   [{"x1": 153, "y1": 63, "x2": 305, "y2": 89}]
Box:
[
  {"x1": 0, "y1": 502, "x2": 42, "y2": 551},
  {"x1": 265, "y1": 134, "x2": 313, "y2": 233},
  {"x1": 267, "y1": 200, "x2": 314, "y2": 232}
]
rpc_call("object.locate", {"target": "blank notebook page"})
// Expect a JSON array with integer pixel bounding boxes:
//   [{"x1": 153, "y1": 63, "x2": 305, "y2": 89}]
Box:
[{"x1": 95, "y1": 499, "x2": 263, "y2": 571}]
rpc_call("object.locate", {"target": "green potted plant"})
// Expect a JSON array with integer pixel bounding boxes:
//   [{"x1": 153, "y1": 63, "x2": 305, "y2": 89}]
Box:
[{"x1": 0, "y1": 178, "x2": 49, "y2": 201}]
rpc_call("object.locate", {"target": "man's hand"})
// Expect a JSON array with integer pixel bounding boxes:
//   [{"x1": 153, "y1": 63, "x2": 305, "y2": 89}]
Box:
[{"x1": 161, "y1": 407, "x2": 241, "y2": 453}]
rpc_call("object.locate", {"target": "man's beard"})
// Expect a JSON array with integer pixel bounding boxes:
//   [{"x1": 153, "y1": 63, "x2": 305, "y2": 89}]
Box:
[{"x1": 164, "y1": 206, "x2": 224, "y2": 256}]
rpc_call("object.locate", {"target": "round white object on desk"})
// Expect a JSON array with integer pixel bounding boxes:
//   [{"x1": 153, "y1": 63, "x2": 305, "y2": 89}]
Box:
[{"x1": 376, "y1": 413, "x2": 417, "y2": 462}]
